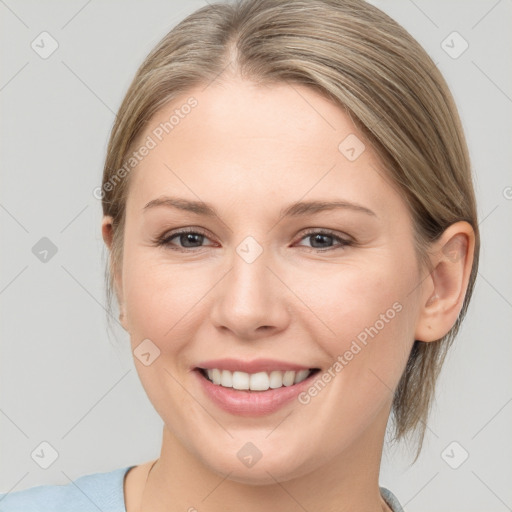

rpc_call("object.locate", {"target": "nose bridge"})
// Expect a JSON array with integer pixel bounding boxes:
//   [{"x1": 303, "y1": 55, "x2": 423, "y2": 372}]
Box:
[
  {"x1": 228, "y1": 235, "x2": 274, "y2": 316},
  {"x1": 210, "y1": 233, "x2": 289, "y2": 337}
]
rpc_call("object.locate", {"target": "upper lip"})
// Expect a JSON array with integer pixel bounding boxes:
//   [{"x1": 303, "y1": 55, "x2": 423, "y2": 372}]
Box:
[{"x1": 195, "y1": 358, "x2": 315, "y2": 373}]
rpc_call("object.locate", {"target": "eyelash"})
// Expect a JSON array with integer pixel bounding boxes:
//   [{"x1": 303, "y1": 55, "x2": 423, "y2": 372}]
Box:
[{"x1": 153, "y1": 227, "x2": 353, "y2": 253}]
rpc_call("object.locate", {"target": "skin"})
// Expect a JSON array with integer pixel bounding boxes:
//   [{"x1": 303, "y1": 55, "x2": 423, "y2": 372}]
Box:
[{"x1": 102, "y1": 76, "x2": 475, "y2": 512}]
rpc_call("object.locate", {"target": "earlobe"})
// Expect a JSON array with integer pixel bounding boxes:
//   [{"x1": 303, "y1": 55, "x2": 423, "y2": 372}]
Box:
[
  {"x1": 119, "y1": 306, "x2": 130, "y2": 333},
  {"x1": 414, "y1": 221, "x2": 475, "y2": 342}
]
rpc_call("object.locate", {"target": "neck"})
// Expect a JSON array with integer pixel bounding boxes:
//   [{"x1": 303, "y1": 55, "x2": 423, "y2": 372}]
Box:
[{"x1": 140, "y1": 418, "x2": 391, "y2": 512}]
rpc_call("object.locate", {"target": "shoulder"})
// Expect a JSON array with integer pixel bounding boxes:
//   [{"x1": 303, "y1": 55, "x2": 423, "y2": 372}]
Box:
[
  {"x1": 380, "y1": 486, "x2": 405, "y2": 512},
  {"x1": 0, "y1": 465, "x2": 134, "y2": 512}
]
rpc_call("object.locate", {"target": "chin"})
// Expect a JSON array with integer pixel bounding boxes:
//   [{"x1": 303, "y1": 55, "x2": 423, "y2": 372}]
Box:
[
  {"x1": 199, "y1": 442, "x2": 315, "y2": 486},
  {"x1": 209, "y1": 463, "x2": 299, "y2": 486}
]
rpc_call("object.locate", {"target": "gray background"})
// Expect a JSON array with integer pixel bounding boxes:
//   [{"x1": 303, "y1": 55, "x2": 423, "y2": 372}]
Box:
[{"x1": 1, "y1": 1, "x2": 511, "y2": 510}]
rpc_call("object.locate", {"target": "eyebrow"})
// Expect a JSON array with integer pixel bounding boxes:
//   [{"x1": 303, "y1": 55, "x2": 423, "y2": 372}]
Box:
[{"x1": 143, "y1": 196, "x2": 377, "y2": 218}]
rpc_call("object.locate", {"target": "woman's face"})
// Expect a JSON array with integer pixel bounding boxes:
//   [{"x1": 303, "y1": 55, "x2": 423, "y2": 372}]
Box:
[{"x1": 106, "y1": 78, "x2": 428, "y2": 484}]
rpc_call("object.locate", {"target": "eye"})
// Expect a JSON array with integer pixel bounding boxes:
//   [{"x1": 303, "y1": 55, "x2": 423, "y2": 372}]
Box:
[
  {"x1": 295, "y1": 229, "x2": 353, "y2": 251},
  {"x1": 154, "y1": 228, "x2": 216, "y2": 252},
  {"x1": 154, "y1": 227, "x2": 353, "y2": 253}
]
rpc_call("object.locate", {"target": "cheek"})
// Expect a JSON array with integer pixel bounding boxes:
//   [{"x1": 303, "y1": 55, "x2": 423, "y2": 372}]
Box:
[
  {"x1": 299, "y1": 255, "x2": 415, "y2": 340},
  {"x1": 122, "y1": 247, "x2": 210, "y2": 342},
  {"x1": 121, "y1": 251, "x2": 207, "y2": 420},
  {"x1": 293, "y1": 252, "x2": 418, "y2": 392},
  {"x1": 289, "y1": 261, "x2": 418, "y2": 437}
]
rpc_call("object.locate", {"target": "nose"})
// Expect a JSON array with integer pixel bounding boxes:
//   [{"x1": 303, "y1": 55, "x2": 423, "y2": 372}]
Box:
[{"x1": 209, "y1": 243, "x2": 291, "y2": 341}]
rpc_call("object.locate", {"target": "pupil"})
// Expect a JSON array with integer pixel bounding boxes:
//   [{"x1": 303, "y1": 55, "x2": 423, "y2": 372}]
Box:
[
  {"x1": 182, "y1": 233, "x2": 202, "y2": 247},
  {"x1": 312, "y1": 234, "x2": 331, "y2": 248}
]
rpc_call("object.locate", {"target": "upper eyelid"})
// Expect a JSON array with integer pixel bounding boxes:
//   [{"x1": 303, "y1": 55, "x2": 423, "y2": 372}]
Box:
[{"x1": 299, "y1": 227, "x2": 351, "y2": 239}]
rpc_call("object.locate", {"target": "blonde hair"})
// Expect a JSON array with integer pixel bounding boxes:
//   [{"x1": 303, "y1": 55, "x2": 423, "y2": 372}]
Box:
[{"x1": 101, "y1": 0, "x2": 480, "y2": 457}]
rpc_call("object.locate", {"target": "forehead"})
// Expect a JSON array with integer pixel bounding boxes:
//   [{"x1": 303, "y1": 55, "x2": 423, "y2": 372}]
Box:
[{"x1": 125, "y1": 78, "x2": 403, "y2": 221}]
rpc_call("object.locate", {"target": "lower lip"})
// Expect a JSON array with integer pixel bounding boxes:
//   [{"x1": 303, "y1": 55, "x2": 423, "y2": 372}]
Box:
[{"x1": 194, "y1": 369, "x2": 318, "y2": 416}]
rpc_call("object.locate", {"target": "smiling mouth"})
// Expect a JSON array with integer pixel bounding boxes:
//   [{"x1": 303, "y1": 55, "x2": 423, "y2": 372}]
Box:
[{"x1": 196, "y1": 367, "x2": 321, "y2": 392}]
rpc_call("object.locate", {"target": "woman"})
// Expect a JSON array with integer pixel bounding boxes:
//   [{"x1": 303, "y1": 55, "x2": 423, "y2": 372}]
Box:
[{"x1": 0, "y1": 0, "x2": 479, "y2": 510}]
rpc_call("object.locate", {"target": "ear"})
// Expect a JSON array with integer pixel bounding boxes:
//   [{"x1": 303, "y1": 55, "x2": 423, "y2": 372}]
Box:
[
  {"x1": 414, "y1": 221, "x2": 476, "y2": 342},
  {"x1": 101, "y1": 215, "x2": 129, "y2": 332}
]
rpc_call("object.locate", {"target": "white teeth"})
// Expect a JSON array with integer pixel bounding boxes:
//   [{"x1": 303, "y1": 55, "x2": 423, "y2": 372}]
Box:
[
  {"x1": 282, "y1": 370, "x2": 295, "y2": 386},
  {"x1": 202, "y1": 368, "x2": 313, "y2": 391},
  {"x1": 232, "y1": 371, "x2": 250, "y2": 390},
  {"x1": 294, "y1": 369, "x2": 310, "y2": 384},
  {"x1": 250, "y1": 372, "x2": 270, "y2": 391},
  {"x1": 220, "y1": 369, "x2": 232, "y2": 387},
  {"x1": 269, "y1": 370, "x2": 283, "y2": 388},
  {"x1": 211, "y1": 368, "x2": 222, "y2": 385}
]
